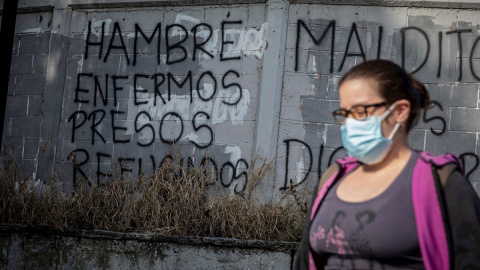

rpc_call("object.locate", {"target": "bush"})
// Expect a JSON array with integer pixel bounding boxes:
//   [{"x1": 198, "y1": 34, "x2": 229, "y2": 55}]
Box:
[{"x1": 0, "y1": 148, "x2": 308, "y2": 242}]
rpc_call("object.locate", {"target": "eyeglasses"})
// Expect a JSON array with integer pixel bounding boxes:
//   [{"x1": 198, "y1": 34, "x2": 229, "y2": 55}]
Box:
[{"x1": 332, "y1": 102, "x2": 388, "y2": 125}]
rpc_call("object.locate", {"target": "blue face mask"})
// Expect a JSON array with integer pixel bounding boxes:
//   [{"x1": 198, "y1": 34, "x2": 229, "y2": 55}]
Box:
[{"x1": 340, "y1": 103, "x2": 401, "y2": 165}]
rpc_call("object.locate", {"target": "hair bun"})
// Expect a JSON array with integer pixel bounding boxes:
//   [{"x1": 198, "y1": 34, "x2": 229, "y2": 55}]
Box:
[{"x1": 409, "y1": 75, "x2": 430, "y2": 109}]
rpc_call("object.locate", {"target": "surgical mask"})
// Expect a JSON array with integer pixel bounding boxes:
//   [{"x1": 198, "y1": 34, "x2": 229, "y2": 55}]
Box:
[{"x1": 340, "y1": 103, "x2": 401, "y2": 165}]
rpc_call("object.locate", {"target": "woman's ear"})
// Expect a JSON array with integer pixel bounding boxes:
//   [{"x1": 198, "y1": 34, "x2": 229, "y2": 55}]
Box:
[{"x1": 393, "y1": 99, "x2": 411, "y2": 124}]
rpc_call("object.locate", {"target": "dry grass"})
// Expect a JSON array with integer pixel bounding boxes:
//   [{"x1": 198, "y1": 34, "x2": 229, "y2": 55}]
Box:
[{"x1": 0, "y1": 148, "x2": 308, "y2": 242}]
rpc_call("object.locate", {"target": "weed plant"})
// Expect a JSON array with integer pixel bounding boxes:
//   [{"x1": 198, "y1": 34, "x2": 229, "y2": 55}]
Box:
[{"x1": 0, "y1": 148, "x2": 308, "y2": 242}]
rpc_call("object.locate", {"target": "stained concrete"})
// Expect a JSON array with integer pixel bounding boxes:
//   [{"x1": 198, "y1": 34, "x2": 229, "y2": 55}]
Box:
[{"x1": 0, "y1": 225, "x2": 296, "y2": 270}]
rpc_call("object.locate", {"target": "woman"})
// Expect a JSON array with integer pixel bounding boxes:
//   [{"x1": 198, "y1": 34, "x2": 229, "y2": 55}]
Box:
[{"x1": 294, "y1": 60, "x2": 480, "y2": 270}]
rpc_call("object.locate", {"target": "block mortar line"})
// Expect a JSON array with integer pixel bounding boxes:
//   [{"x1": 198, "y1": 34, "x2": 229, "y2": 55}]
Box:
[
  {"x1": 13, "y1": 76, "x2": 17, "y2": 96},
  {"x1": 423, "y1": 130, "x2": 426, "y2": 151},
  {"x1": 16, "y1": 38, "x2": 20, "y2": 55},
  {"x1": 476, "y1": 133, "x2": 479, "y2": 156},
  {"x1": 22, "y1": 137, "x2": 25, "y2": 158},
  {"x1": 448, "y1": 106, "x2": 452, "y2": 132},
  {"x1": 31, "y1": 54, "x2": 35, "y2": 72},
  {"x1": 117, "y1": 54, "x2": 122, "y2": 76},
  {"x1": 26, "y1": 96, "x2": 30, "y2": 116},
  {"x1": 477, "y1": 83, "x2": 480, "y2": 109}
]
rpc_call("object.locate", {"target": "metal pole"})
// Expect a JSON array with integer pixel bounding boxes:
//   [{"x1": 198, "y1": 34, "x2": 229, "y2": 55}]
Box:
[{"x1": 0, "y1": 0, "x2": 19, "y2": 148}]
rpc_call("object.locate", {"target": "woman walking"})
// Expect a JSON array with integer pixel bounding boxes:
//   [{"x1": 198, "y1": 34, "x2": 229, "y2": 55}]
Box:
[{"x1": 294, "y1": 60, "x2": 480, "y2": 270}]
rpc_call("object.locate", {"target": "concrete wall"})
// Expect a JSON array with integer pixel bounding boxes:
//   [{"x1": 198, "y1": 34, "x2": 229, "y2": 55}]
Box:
[
  {"x1": 279, "y1": 3, "x2": 480, "y2": 192},
  {"x1": 3, "y1": 0, "x2": 480, "y2": 197},
  {"x1": 0, "y1": 225, "x2": 295, "y2": 269}
]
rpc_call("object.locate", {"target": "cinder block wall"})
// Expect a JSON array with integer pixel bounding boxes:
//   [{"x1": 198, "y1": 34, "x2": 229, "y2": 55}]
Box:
[{"x1": 3, "y1": 0, "x2": 480, "y2": 197}]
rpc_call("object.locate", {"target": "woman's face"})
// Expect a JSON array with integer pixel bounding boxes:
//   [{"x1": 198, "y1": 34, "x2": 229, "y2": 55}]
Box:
[{"x1": 338, "y1": 78, "x2": 395, "y2": 138}]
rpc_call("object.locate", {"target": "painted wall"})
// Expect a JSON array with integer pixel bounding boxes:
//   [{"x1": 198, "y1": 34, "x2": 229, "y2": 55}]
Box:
[
  {"x1": 3, "y1": 1, "x2": 480, "y2": 197},
  {"x1": 278, "y1": 4, "x2": 480, "y2": 193}
]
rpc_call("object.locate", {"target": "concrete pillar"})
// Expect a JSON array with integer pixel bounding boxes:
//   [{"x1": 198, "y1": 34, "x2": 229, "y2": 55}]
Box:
[
  {"x1": 36, "y1": 5, "x2": 72, "y2": 182},
  {"x1": 254, "y1": 0, "x2": 289, "y2": 162}
]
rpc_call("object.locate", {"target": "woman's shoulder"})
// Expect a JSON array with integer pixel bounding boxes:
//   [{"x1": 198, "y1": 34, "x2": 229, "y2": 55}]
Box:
[
  {"x1": 335, "y1": 150, "x2": 460, "y2": 167},
  {"x1": 411, "y1": 150, "x2": 463, "y2": 186},
  {"x1": 316, "y1": 163, "x2": 341, "y2": 193},
  {"x1": 414, "y1": 150, "x2": 462, "y2": 170}
]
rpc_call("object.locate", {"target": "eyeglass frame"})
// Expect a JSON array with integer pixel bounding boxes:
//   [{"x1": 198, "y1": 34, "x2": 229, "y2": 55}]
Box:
[{"x1": 332, "y1": 101, "x2": 389, "y2": 125}]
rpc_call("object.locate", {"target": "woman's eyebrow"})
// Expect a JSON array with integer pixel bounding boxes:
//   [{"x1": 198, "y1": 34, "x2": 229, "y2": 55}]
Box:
[
  {"x1": 350, "y1": 100, "x2": 384, "y2": 108},
  {"x1": 339, "y1": 100, "x2": 379, "y2": 110},
  {"x1": 343, "y1": 103, "x2": 366, "y2": 109}
]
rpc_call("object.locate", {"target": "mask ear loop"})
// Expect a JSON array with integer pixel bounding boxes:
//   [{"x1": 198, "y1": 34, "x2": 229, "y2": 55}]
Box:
[
  {"x1": 379, "y1": 102, "x2": 401, "y2": 140},
  {"x1": 387, "y1": 123, "x2": 402, "y2": 140},
  {"x1": 379, "y1": 102, "x2": 397, "y2": 122}
]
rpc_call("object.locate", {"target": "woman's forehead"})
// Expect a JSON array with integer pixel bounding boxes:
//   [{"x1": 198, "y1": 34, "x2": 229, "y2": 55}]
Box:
[{"x1": 339, "y1": 78, "x2": 382, "y2": 107}]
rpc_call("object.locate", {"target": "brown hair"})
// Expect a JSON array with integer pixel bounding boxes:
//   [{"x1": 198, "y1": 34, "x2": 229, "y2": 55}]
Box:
[{"x1": 339, "y1": 60, "x2": 430, "y2": 132}]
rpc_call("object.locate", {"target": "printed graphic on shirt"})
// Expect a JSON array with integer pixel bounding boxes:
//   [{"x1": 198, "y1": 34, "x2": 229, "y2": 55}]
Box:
[{"x1": 310, "y1": 209, "x2": 376, "y2": 255}]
